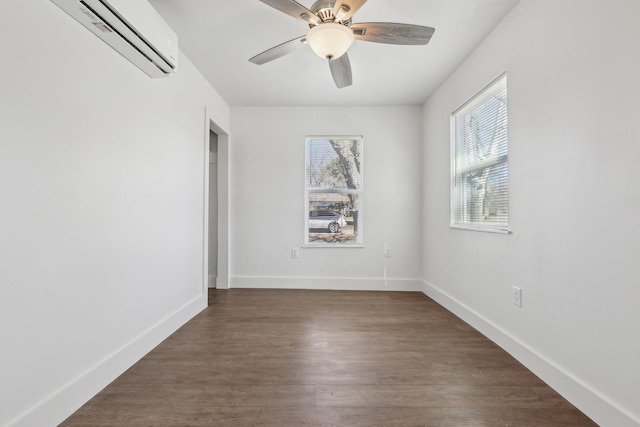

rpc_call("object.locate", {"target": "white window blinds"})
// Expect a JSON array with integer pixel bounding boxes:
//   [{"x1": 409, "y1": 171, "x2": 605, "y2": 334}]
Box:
[{"x1": 452, "y1": 74, "x2": 509, "y2": 231}]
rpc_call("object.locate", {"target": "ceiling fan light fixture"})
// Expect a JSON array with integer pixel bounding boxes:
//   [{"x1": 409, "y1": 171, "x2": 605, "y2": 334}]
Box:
[{"x1": 307, "y1": 23, "x2": 354, "y2": 60}]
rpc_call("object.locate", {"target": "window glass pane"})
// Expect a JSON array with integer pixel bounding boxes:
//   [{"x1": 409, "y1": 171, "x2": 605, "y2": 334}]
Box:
[
  {"x1": 307, "y1": 139, "x2": 361, "y2": 190},
  {"x1": 308, "y1": 192, "x2": 359, "y2": 244}
]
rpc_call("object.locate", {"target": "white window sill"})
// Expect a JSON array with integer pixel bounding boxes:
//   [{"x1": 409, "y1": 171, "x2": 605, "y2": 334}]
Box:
[
  {"x1": 303, "y1": 244, "x2": 365, "y2": 248},
  {"x1": 450, "y1": 224, "x2": 511, "y2": 234}
]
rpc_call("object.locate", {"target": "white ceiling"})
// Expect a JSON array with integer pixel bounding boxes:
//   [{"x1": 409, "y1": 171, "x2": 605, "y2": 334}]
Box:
[{"x1": 149, "y1": 0, "x2": 520, "y2": 106}]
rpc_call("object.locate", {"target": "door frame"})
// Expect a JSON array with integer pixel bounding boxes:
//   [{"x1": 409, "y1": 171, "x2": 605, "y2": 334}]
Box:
[{"x1": 203, "y1": 109, "x2": 230, "y2": 293}]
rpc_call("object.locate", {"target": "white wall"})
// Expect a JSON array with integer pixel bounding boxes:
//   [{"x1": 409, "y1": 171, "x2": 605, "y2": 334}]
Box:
[
  {"x1": 230, "y1": 106, "x2": 423, "y2": 290},
  {"x1": 0, "y1": 2, "x2": 229, "y2": 425},
  {"x1": 422, "y1": 1, "x2": 640, "y2": 425}
]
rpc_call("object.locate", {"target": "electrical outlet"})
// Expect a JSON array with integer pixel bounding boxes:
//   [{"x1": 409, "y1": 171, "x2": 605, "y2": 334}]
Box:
[
  {"x1": 291, "y1": 248, "x2": 299, "y2": 259},
  {"x1": 512, "y1": 286, "x2": 522, "y2": 307},
  {"x1": 384, "y1": 243, "x2": 391, "y2": 258}
]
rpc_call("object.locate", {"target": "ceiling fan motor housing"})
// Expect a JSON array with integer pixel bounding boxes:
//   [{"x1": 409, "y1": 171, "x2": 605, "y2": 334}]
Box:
[{"x1": 310, "y1": 1, "x2": 351, "y2": 25}]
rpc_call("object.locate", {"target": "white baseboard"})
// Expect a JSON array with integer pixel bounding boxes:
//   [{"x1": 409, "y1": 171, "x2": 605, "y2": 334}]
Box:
[
  {"x1": 420, "y1": 280, "x2": 639, "y2": 427},
  {"x1": 216, "y1": 276, "x2": 228, "y2": 289},
  {"x1": 208, "y1": 274, "x2": 216, "y2": 288},
  {"x1": 8, "y1": 294, "x2": 207, "y2": 427},
  {"x1": 230, "y1": 276, "x2": 424, "y2": 292}
]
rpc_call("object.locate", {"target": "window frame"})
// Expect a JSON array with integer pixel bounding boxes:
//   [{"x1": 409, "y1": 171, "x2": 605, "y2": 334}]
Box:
[
  {"x1": 450, "y1": 73, "x2": 510, "y2": 234},
  {"x1": 304, "y1": 135, "x2": 364, "y2": 248}
]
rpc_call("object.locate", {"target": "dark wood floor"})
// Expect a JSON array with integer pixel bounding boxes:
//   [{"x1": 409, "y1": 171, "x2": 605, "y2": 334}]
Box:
[{"x1": 62, "y1": 289, "x2": 597, "y2": 426}]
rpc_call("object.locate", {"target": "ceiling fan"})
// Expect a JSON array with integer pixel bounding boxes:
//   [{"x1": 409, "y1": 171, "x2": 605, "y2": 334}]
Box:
[{"x1": 249, "y1": 0, "x2": 435, "y2": 88}]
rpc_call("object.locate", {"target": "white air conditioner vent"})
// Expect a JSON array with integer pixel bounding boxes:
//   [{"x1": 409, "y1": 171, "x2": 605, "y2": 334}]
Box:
[{"x1": 51, "y1": 0, "x2": 178, "y2": 78}]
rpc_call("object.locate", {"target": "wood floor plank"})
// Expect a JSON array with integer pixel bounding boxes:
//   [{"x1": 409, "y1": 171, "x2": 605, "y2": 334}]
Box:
[
  {"x1": 60, "y1": 289, "x2": 598, "y2": 426},
  {"x1": 256, "y1": 406, "x2": 596, "y2": 427},
  {"x1": 316, "y1": 383, "x2": 569, "y2": 408}
]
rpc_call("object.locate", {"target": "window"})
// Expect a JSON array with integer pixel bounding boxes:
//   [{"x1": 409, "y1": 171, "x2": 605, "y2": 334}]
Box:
[
  {"x1": 451, "y1": 74, "x2": 509, "y2": 232},
  {"x1": 305, "y1": 136, "x2": 363, "y2": 246}
]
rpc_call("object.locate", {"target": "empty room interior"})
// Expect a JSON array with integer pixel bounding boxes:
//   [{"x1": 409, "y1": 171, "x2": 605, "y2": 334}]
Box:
[{"x1": 1, "y1": 1, "x2": 639, "y2": 426}]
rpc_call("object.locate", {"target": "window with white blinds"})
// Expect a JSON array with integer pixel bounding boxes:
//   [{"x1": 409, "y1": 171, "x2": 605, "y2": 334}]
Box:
[
  {"x1": 305, "y1": 136, "x2": 363, "y2": 246},
  {"x1": 451, "y1": 74, "x2": 509, "y2": 232}
]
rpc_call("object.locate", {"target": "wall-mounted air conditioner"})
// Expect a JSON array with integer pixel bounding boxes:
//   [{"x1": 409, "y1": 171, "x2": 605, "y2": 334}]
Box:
[{"x1": 51, "y1": 0, "x2": 178, "y2": 78}]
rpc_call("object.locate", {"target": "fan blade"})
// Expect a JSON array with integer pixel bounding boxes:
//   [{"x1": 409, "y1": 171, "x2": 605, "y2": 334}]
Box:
[
  {"x1": 333, "y1": 0, "x2": 367, "y2": 22},
  {"x1": 249, "y1": 35, "x2": 307, "y2": 65},
  {"x1": 259, "y1": 0, "x2": 320, "y2": 25},
  {"x1": 351, "y1": 22, "x2": 435, "y2": 45},
  {"x1": 328, "y1": 54, "x2": 352, "y2": 89}
]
